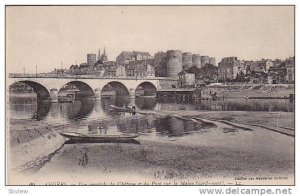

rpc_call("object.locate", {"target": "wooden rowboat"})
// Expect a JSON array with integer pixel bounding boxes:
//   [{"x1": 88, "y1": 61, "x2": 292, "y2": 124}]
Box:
[
  {"x1": 60, "y1": 132, "x2": 139, "y2": 142},
  {"x1": 109, "y1": 105, "x2": 136, "y2": 113}
]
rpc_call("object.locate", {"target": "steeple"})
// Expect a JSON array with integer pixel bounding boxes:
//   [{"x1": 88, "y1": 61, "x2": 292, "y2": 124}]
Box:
[
  {"x1": 97, "y1": 48, "x2": 101, "y2": 61},
  {"x1": 101, "y1": 46, "x2": 108, "y2": 61}
]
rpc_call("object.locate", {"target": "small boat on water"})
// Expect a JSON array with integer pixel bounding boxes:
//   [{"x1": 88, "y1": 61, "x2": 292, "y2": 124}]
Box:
[
  {"x1": 60, "y1": 132, "x2": 139, "y2": 142},
  {"x1": 58, "y1": 93, "x2": 75, "y2": 102},
  {"x1": 137, "y1": 95, "x2": 157, "y2": 98},
  {"x1": 109, "y1": 105, "x2": 136, "y2": 113},
  {"x1": 58, "y1": 89, "x2": 81, "y2": 103}
]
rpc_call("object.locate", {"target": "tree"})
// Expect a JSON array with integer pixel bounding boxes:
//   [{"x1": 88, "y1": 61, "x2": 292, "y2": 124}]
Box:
[
  {"x1": 236, "y1": 71, "x2": 246, "y2": 82},
  {"x1": 197, "y1": 64, "x2": 218, "y2": 83}
]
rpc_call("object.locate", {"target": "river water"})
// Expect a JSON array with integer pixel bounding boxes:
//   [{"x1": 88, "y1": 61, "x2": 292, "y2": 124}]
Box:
[
  {"x1": 9, "y1": 96, "x2": 294, "y2": 134},
  {"x1": 9, "y1": 95, "x2": 294, "y2": 118},
  {"x1": 8, "y1": 95, "x2": 295, "y2": 184}
]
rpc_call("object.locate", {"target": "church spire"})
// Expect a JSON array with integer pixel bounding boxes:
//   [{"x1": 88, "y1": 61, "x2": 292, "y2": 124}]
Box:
[
  {"x1": 103, "y1": 47, "x2": 106, "y2": 55},
  {"x1": 97, "y1": 48, "x2": 101, "y2": 61},
  {"x1": 101, "y1": 47, "x2": 108, "y2": 61}
]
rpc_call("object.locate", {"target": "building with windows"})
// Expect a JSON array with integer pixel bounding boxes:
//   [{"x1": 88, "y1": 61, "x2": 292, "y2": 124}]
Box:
[
  {"x1": 218, "y1": 57, "x2": 241, "y2": 82},
  {"x1": 268, "y1": 67, "x2": 287, "y2": 84},
  {"x1": 116, "y1": 51, "x2": 152, "y2": 65},
  {"x1": 248, "y1": 59, "x2": 273, "y2": 72},
  {"x1": 103, "y1": 65, "x2": 126, "y2": 77},
  {"x1": 285, "y1": 57, "x2": 295, "y2": 84},
  {"x1": 146, "y1": 63, "x2": 155, "y2": 77},
  {"x1": 250, "y1": 72, "x2": 269, "y2": 84},
  {"x1": 286, "y1": 64, "x2": 295, "y2": 84},
  {"x1": 124, "y1": 59, "x2": 155, "y2": 78},
  {"x1": 178, "y1": 71, "x2": 195, "y2": 88}
]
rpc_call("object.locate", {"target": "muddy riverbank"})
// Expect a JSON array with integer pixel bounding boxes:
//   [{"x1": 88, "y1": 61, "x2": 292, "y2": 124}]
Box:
[
  {"x1": 8, "y1": 119, "x2": 65, "y2": 172},
  {"x1": 203, "y1": 84, "x2": 294, "y2": 99},
  {"x1": 7, "y1": 110, "x2": 294, "y2": 185}
]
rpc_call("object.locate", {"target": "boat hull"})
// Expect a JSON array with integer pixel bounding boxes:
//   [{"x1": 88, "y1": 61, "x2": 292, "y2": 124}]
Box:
[
  {"x1": 109, "y1": 105, "x2": 136, "y2": 113},
  {"x1": 60, "y1": 132, "x2": 138, "y2": 142}
]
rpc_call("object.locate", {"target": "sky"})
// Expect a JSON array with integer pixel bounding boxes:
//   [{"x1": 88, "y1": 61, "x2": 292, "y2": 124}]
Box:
[{"x1": 6, "y1": 6, "x2": 294, "y2": 73}]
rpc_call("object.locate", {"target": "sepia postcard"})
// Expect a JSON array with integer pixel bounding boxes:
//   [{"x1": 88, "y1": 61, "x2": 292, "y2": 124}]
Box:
[{"x1": 5, "y1": 5, "x2": 295, "y2": 186}]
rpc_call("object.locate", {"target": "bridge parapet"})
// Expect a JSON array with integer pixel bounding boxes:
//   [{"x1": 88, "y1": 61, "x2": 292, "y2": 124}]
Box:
[
  {"x1": 8, "y1": 75, "x2": 178, "y2": 102},
  {"x1": 9, "y1": 73, "x2": 176, "y2": 81}
]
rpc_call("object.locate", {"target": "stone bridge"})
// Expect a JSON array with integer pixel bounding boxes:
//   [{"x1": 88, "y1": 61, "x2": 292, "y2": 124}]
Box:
[{"x1": 7, "y1": 75, "x2": 177, "y2": 102}]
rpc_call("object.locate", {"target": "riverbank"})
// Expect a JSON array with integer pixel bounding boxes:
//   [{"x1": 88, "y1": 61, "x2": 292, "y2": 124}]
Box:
[
  {"x1": 203, "y1": 84, "x2": 294, "y2": 99},
  {"x1": 8, "y1": 119, "x2": 65, "y2": 173},
  {"x1": 7, "y1": 110, "x2": 294, "y2": 185}
]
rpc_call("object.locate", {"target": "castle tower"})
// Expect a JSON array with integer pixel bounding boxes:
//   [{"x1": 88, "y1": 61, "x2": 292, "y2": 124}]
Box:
[
  {"x1": 87, "y1": 53, "x2": 96, "y2": 66},
  {"x1": 209, "y1": 57, "x2": 216, "y2": 66},
  {"x1": 182, "y1": 52, "x2": 193, "y2": 70},
  {"x1": 166, "y1": 50, "x2": 182, "y2": 79},
  {"x1": 192, "y1": 54, "x2": 201, "y2": 68},
  {"x1": 201, "y1": 56, "x2": 210, "y2": 68}
]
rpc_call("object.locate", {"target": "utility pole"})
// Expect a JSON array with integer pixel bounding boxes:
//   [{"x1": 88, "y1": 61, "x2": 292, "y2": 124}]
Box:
[
  {"x1": 23, "y1": 67, "x2": 25, "y2": 76},
  {"x1": 35, "y1": 65, "x2": 37, "y2": 77},
  {"x1": 135, "y1": 64, "x2": 138, "y2": 81},
  {"x1": 61, "y1": 62, "x2": 63, "y2": 77}
]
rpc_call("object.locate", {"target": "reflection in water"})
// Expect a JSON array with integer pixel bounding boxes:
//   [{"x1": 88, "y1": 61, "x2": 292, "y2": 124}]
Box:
[
  {"x1": 9, "y1": 102, "x2": 37, "y2": 119},
  {"x1": 9, "y1": 95, "x2": 294, "y2": 138},
  {"x1": 117, "y1": 116, "x2": 154, "y2": 134},
  {"x1": 9, "y1": 96, "x2": 294, "y2": 122},
  {"x1": 87, "y1": 115, "x2": 152, "y2": 136},
  {"x1": 35, "y1": 100, "x2": 51, "y2": 120},
  {"x1": 8, "y1": 94, "x2": 295, "y2": 140},
  {"x1": 9, "y1": 97, "x2": 51, "y2": 120},
  {"x1": 59, "y1": 100, "x2": 95, "y2": 120},
  {"x1": 50, "y1": 103, "x2": 59, "y2": 118},
  {"x1": 101, "y1": 96, "x2": 130, "y2": 116},
  {"x1": 135, "y1": 97, "x2": 157, "y2": 110},
  {"x1": 87, "y1": 114, "x2": 214, "y2": 137},
  {"x1": 154, "y1": 115, "x2": 214, "y2": 137}
]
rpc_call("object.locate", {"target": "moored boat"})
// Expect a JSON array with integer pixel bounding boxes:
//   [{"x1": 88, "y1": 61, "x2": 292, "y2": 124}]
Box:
[
  {"x1": 109, "y1": 105, "x2": 136, "y2": 113},
  {"x1": 58, "y1": 93, "x2": 75, "y2": 102},
  {"x1": 60, "y1": 132, "x2": 139, "y2": 142}
]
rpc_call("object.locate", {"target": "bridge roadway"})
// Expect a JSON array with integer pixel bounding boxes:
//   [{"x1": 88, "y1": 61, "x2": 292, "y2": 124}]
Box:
[{"x1": 7, "y1": 75, "x2": 177, "y2": 102}]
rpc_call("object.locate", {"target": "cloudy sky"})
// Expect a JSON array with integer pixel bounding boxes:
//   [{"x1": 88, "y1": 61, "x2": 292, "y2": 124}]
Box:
[{"x1": 6, "y1": 6, "x2": 294, "y2": 73}]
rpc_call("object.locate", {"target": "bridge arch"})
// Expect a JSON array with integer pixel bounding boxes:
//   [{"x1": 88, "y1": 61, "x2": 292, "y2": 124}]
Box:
[
  {"x1": 58, "y1": 81, "x2": 95, "y2": 99},
  {"x1": 101, "y1": 81, "x2": 129, "y2": 96},
  {"x1": 9, "y1": 81, "x2": 50, "y2": 101},
  {"x1": 135, "y1": 81, "x2": 157, "y2": 96}
]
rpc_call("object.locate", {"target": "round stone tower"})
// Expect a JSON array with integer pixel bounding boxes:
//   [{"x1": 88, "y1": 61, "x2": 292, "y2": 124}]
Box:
[
  {"x1": 182, "y1": 52, "x2": 193, "y2": 70},
  {"x1": 166, "y1": 50, "x2": 182, "y2": 79},
  {"x1": 201, "y1": 56, "x2": 210, "y2": 67},
  {"x1": 209, "y1": 57, "x2": 216, "y2": 66},
  {"x1": 192, "y1": 54, "x2": 201, "y2": 68}
]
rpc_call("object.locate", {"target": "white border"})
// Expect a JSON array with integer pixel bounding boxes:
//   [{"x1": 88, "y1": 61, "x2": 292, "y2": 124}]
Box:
[{"x1": 0, "y1": 1, "x2": 298, "y2": 196}]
